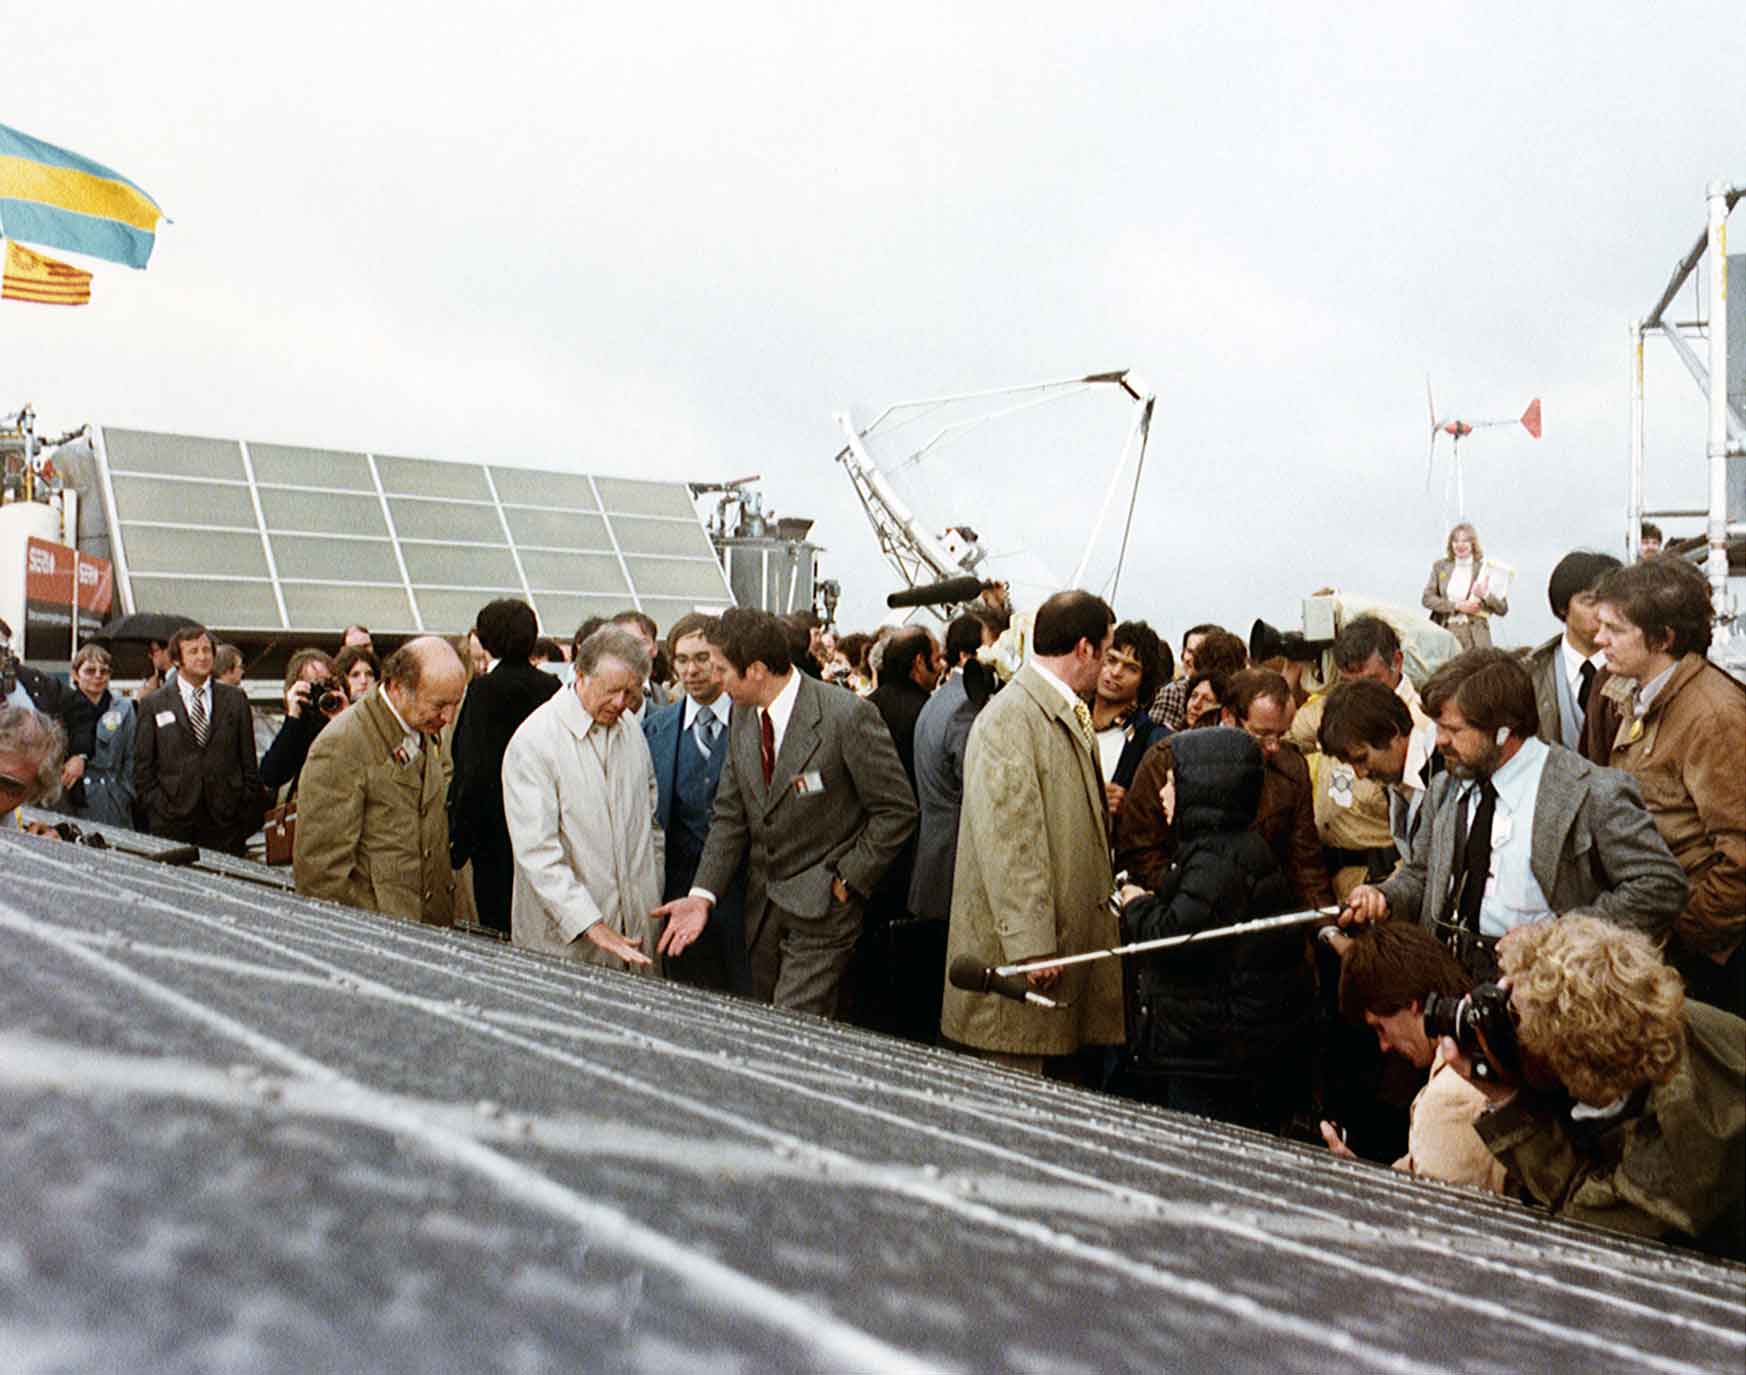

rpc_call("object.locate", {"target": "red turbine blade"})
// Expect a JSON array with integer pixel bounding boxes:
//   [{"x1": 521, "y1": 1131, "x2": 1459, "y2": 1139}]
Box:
[{"x1": 1521, "y1": 397, "x2": 1542, "y2": 439}]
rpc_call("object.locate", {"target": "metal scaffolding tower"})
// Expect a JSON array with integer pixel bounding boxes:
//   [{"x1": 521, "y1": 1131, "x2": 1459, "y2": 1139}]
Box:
[{"x1": 1630, "y1": 178, "x2": 1745, "y2": 622}]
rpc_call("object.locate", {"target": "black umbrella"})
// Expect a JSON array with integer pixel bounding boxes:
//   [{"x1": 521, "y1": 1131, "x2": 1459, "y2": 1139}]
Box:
[{"x1": 94, "y1": 611, "x2": 200, "y2": 644}]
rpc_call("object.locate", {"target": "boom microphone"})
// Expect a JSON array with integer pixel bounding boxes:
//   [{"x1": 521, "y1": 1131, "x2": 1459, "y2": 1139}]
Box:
[
  {"x1": 887, "y1": 576, "x2": 989, "y2": 610},
  {"x1": 948, "y1": 955, "x2": 1062, "y2": 1009}
]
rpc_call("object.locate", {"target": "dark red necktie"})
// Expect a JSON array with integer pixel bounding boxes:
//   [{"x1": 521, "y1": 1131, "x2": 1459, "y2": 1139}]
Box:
[{"x1": 760, "y1": 709, "x2": 775, "y2": 786}]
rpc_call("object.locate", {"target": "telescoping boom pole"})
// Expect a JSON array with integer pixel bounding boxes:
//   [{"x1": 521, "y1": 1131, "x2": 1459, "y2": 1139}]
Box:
[{"x1": 995, "y1": 906, "x2": 1341, "y2": 979}]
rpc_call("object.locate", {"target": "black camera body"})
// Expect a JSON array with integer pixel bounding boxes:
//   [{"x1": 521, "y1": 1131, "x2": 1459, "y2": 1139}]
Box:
[
  {"x1": 311, "y1": 677, "x2": 349, "y2": 715},
  {"x1": 1423, "y1": 982, "x2": 1521, "y2": 1085}
]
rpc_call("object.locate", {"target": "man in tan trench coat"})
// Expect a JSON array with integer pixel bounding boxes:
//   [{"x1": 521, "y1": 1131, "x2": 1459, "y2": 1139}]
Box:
[
  {"x1": 941, "y1": 590, "x2": 1124, "y2": 1075},
  {"x1": 294, "y1": 637, "x2": 468, "y2": 925}
]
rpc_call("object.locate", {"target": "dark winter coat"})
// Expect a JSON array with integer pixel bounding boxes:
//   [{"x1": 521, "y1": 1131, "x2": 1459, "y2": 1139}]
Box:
[{"x1": 1121, "y1": 728, "x2": 1313, "y2": 1076}]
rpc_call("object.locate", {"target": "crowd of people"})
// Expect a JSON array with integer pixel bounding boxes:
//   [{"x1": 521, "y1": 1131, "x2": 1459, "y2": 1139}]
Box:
[{"x1": 0, "y1": 524, "x2": 1741, "y2": 1261}]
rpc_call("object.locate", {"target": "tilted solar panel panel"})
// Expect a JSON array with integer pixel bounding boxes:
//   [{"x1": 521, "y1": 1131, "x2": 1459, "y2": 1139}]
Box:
[
  {"x1": 1, "y1": 829, "x2": 1741, "y2": 1373},
  {"x1": 93, "y1": 427, "x2": 733, "y2": 637}
]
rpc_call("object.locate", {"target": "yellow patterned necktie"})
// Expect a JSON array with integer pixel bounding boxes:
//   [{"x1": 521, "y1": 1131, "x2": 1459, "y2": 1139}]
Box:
[{"x1": 1072, "y1": 698, "x2": 1095, "y2": 747}]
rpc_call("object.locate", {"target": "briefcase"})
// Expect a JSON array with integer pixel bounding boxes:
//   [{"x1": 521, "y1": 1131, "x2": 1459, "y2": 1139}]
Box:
[{"x1": 264, "y1": 795, "x2": 297, "y2": 866}]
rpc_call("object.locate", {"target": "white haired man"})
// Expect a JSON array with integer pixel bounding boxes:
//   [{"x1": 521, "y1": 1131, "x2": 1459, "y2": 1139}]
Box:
[{"x1": 502, "y1": 624, "x2": 661, "y2": 971}]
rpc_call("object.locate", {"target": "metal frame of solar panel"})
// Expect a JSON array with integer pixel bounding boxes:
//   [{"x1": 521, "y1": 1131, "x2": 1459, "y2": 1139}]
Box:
[
  {"x1": 3, "y1": 829, "x2": 1740, "y2": 1374},
  {"x1": 90, "y1": 426, "x2": 734, "y2": 636}
]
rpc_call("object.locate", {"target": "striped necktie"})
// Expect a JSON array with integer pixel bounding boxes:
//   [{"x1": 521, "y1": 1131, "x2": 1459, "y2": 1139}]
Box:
[{"x1": 189, "y1": 687, "x2": 209, "y2": 747}]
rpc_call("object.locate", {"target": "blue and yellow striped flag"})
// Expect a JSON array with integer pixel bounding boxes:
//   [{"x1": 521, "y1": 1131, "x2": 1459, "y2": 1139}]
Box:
[
  {"x1": 0, "y1": 123, "x2": 163, "y2": 269},
  {"x1": 3, "y1": 241, "x2": 92, "y2": 306}
]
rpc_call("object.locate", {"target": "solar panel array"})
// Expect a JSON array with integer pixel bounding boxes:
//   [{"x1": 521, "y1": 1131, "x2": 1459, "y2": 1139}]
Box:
[
  {"x1": 94, "y1": 427, "x2": 734, "y2": 636},
  {"x1": 3, "y1": 828, "x2": 1741, "y2": 1373}
]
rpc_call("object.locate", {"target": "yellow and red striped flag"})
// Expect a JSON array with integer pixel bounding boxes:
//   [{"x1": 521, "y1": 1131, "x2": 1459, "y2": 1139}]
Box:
[{"x1": 2, "y1": 239, "x2": 92, "y2": 306}]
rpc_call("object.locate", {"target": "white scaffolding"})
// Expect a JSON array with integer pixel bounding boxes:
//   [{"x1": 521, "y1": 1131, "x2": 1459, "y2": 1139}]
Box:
[{"x1": 1630, "y1": 179, "x2": 1744, "y2": 622}]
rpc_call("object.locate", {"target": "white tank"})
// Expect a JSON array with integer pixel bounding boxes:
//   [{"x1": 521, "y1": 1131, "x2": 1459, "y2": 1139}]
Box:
[
  {"x1": 0, "y1": 500, "x2": 68, "y2": 651},
  {"x1": 0, "y1": 499, "x2": 62, "y2": 545}
]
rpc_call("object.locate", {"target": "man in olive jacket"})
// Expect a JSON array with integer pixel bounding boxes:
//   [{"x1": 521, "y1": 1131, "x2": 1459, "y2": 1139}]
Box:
[
  {"x1": 941, "y1": 591, "x2": 1125, "y2": 1073},
  {"x1": 294, "y1": 637, "x2": 468, "y2": 925}
]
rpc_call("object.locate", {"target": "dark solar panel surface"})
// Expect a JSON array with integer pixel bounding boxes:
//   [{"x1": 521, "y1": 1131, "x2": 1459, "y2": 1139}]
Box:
[{"x1": 1, "y1": 829, "x2": 1741, "y2": 1374}]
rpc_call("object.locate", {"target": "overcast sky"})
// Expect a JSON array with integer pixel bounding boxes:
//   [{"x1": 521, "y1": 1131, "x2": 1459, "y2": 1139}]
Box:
[{"x1": 7, "y1": 5, "x2": 1741, "y2": 646}]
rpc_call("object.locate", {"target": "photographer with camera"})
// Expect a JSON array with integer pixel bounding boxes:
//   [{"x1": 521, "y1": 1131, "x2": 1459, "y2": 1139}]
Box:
[
  {"x1": 1318, "y1": 922, "x2": 1507, "y2": 1193},
  {"x1": 1443, "y1": 915, "x2": 1745, "y2": 1261},
  {"x1": 260, "y1": 650, "x2": 349, "y2": 794}
]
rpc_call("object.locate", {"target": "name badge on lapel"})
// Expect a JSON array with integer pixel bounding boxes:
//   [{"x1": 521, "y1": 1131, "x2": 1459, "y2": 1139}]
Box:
[
  {"x1": 794, "y1": 769, "x2": 826, "y2": 796},
  {"x1": 155, "y1": 710, "x2": 176, "y2": 728}
]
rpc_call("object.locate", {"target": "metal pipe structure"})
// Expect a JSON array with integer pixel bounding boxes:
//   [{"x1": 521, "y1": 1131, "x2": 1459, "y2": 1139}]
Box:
[
  {"x1": 1630, "y1": 180, "x2": 1743, "y2": 615},
  {"x1": 1707, "y1": 180, "x2": 1732, "y2": 615},
  {"x1": 995, "y1": 905, "x2": 1340, "y2": 978},
  {"x1": 834, "y1": 413, "x2": 962, "y2": 583},
  {"x1": 835, "y1": 369, "x2": 1158, "y2": 608},
  {"x1": 1630, "y1": 321, "x2": 1645, "y2": 560},
  {"x1": 1070, "y1": 377, "x2": 1156, "y2": 592},
  {"x1": 1657, "y1": 319, "x2": 1746, "y2": 444}
]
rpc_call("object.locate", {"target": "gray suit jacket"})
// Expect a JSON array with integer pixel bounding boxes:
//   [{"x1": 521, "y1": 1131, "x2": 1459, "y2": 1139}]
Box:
[
  {"x1": 693, "y1": 674, "x2": 916, "y2": 937},
  {"x1": 1377, "y1": 743, "x2": 1687, "y2": 940},
  {"x1": 907, "y1": 670, "x2": 978, "y2": 922}
]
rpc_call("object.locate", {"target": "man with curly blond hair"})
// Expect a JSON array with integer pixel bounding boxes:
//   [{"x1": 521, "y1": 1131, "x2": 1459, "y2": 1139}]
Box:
[{"x1": 1443, "y1": 914, "x2": 1744, "y2": 1261}]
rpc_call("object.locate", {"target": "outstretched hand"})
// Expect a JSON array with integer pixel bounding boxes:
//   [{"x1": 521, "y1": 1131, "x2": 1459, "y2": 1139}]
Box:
[
  {"x1": 652, "y1": 894, "x2": 711, "y2": 958},
  {"x1": 583, "y1": 921, "x2": 651, "y2": 967}
]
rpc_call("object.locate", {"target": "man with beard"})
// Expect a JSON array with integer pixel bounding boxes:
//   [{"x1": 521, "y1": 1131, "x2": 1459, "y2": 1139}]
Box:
[{"x1": 1341, "y1": 650, "x2": 1685, "y2": 980}]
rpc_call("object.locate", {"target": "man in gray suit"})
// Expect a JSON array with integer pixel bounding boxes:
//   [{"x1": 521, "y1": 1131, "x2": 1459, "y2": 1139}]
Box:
[
  {"x1": 1344, "y1": 650, "x2": 1686, "y2": 979},
  {"x1": 1525, "y1": 550, "x2": 1619, "y2": 755},
  {"x1": 908, "y1": 613, "x2": 992, "y2": 924},
  {"x1": 654, "y1": 608, "x2": 916, "y2": 1018}
]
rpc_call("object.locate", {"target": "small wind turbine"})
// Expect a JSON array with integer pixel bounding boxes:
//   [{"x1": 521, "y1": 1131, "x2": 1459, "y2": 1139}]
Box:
[{"x1": 1426, "y1": 378, "x2": 1542, "y2": 517}]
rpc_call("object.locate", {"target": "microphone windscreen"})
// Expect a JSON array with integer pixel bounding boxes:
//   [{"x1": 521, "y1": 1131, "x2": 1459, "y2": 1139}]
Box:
[
  {"x1": 887, "y1": 576, "x2": 988, "y2": 610},
  {"x1": 947, "y1": 955, "x2": 993, "y2": 993}
]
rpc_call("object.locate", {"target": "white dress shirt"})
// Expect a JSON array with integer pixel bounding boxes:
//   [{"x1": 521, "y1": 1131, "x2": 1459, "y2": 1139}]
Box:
[
  {"x1": 687, "y1": 673, "x2": 801, "y2": 906},
  {"x1": 683, "y1": 693, "x2": 725, "y2": 732},
  {"x1": 175, "y1": 673, "x2": 212, "y2": 730},
  {"x1": 1030, "y1": 660, "x2": 1084, "y2": 715},
  {"x1": 760, "y1": 669, "x2": 802, "y2": 757},
  {"x1": 1463, "y1": 734, "x2": 1553, "y2": 938},
  {"x1": 1559, "y1": 637, "x2": 1604, "y2": 700},
  {"x1": 1389, "y1": 720, "x2": 1440, "y2": 855}
]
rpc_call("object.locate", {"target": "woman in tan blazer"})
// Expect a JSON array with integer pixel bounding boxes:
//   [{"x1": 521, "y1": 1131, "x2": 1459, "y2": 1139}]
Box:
[{"x1": 1422, "y1": 522, "x2": 1508, "y2": 650}]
